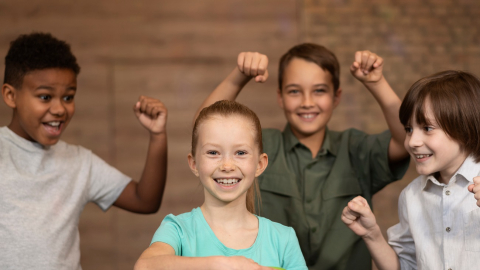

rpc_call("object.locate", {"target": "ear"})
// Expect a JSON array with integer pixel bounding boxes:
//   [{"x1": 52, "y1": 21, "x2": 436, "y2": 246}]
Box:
[
  {"x1": 187, "y1": 153, "x2": 199, "y2": 177},
  {"x1": 333, "y1": 88, "x2": 342, "y2": 108},
  {"x1": 2, "y1": 83, "x2": 17, "y2": 109},
  {"x1": 255, "y1": 153, "x2": 268, "y2": 177},
  {"x1": 276, "y1": 89, "x2": 284, "y2": 109}
]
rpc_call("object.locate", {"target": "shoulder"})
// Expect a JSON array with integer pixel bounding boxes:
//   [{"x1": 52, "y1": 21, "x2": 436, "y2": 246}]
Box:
[
  {"x1": 398, "y1": 175, "x2": 425, "y2": 204},
  {"x1": 258, "y1": 216, "x2": 295, "y2": 238},
  {"x1": 261, "y1": 128, "x2": 283, "y2": 156},
  {"x1": 329, "y1": 128, "x2": 390, "y2": 145},
  {"x1": 162, "y1": 208, "x2": 198, "y2": 227}
]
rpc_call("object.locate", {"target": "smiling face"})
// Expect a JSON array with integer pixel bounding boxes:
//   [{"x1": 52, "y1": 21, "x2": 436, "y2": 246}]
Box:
[
  {"x1": 404, "y1": 99, "x2": 468, "y2": 184},
  {"x1": 2, "y1": 68, "x2": 77, "y2": 146},
  {"x1": 188, "y1": 114, "x2": 267, "y2": 207},
  {"x1": 277, "y1": 57, "x2": 341, "y2": 140}
]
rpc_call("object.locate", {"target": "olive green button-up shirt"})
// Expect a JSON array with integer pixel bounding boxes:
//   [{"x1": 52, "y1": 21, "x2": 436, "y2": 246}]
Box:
[{"x1": 257, "y1": 125, "x2": 409, "y2": 270}]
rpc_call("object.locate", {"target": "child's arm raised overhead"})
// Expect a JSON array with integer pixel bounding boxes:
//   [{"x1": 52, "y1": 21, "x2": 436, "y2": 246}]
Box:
[
  {"x1": 113, "y1": 95, "x2": 168, "y2": 213},
  {"x1": 350, "y1": 51, "x2": 408, "y2": 163},
  {"x1": 341, "y1": 196, "x2": 400, "y2": 270},
  {"x1": 194, "y1": 52, "x2": 269, "y2": 121},
  {"x1": 134, "y1": 242, "x2": 274, "y2": 270}
]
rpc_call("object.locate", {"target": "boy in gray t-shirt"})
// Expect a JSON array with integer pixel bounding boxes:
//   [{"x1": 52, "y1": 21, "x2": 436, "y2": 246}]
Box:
[{"x1": 0, "y1": 33, "x2": 168, "y2": 270}]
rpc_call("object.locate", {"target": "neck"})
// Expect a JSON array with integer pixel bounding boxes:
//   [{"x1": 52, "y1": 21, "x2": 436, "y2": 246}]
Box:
[
  {"x1": 292, "y1": 127, "x2": 326, "y2": 158},
  {"x1": 201, "y1": 193, "x2": 253, "y2": 229}
]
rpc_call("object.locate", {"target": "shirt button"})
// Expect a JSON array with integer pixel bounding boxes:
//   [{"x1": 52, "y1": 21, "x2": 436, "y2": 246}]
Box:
[
  {"x1": 446, "y1": 227, "x2": 451, "y2": 232},
  {"x1": 448, "y1": 268, "x2": 452, "y2": 270},
  {"x1": 445, "y1": 190, "x2": 451, "y2": 195},
  {"x1": 311, "y1": 227, "x2": 317, "y2": 233}
]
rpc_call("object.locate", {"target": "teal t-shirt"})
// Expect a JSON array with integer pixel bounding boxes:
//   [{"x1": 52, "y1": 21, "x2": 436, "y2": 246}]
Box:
[{"x1": 151, "y1": 207, "x2": 307, "y2": 270}]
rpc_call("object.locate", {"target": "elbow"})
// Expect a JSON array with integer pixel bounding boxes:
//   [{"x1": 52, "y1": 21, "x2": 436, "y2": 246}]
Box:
[{"x1": 134, "y1": 259, "x2": 147, "y2": 270}]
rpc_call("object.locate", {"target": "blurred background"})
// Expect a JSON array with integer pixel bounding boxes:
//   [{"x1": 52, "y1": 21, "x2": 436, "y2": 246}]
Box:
[{"x1": 0, "y1": 0, "x2": 479, "y2": 269}]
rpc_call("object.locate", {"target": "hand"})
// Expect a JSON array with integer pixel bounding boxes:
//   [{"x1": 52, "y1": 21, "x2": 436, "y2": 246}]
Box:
[
  {"x1": 341, "y1": 196, "x2": 378, "y2": 238},
  {"x1": 468, "y1": 176, "x2": 480, "y2": 207},
  {"x1": 350, "y1": 50, "x2": 384, "y2": 83},
  {"x1": 237, "y1": 52, "x2": 269, "y2": 83},
  {"x1": 133, "y1": 96, "x2": 167, "y2": 135},
  {"x1": 215, "y1": 256, "x2": 273, "y2": 270}
]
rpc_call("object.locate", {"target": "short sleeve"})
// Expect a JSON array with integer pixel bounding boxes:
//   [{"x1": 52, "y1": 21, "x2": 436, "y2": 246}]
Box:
[
  {"x1": 87, "y1": 152, "x2": 131, "y2": 211},
  {"x1": 387, "y1": 190, "x2": 417, "y2": 269},
  {"x1": 150, "y1": 215, "x2": 183, "y2": 255},
  {"x1": 281, "y1": 228, "x2": 308, "y2": 270},
  {"x1": 349, "y1": 129, "x2": 409, "y2": 194}
]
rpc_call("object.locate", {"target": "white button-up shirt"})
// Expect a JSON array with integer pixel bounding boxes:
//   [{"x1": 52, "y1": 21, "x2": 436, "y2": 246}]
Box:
[{"x1": 387, "y1": 156, "x2": 480, "y2": 270}]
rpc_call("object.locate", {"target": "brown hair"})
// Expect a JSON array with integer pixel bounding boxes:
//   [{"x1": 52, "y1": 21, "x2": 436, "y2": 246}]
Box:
[
  {"x1": 400, "y1": 70, "x2": 480, "y2": 162},
  {"x1": 192, "y1": 100, "x2": 263, "y2": 214},
  {"x1": 278, "y1": 43, "x2": 340, "y2": 92}
]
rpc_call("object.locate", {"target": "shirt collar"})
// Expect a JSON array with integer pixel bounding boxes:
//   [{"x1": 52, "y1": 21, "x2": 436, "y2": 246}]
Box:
[
  {"x1": 282, "y1": 124, "x2": 336, "y2": 157},
  {"x1": 422, "y1": 155, "x2": 480, "y2": 190}
]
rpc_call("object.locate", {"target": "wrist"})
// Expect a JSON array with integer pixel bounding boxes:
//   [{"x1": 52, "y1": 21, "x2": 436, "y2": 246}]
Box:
[
  {"x1": 230, "y1": 67, "x2": 253, "y2": 87},
  {"x1": 149, "y1": 131, "x2": 166, "y2": 141},
  {"x1": 362, "y1": 75, "x2": 386, "y2": 88},
  {"x1": 362, "y1": 224, "x2": 383, "y2": 242}
]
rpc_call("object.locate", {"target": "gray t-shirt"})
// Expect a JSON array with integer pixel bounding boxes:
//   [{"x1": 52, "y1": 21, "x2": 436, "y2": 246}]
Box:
[{"x1": 0, "y1": 127, "x2": 131, "y2": 270}]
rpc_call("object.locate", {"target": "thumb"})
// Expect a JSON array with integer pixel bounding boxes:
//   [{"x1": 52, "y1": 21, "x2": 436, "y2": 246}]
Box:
[
  {"x1": 133, "y1": 101, "x2": 141, "y2": 117},
  {"x1": 468, "y1": 184, "x2": 475, "y2": 193},
  {"x1": 255, "y1": 70, "x2": 269, "y2": 83}
]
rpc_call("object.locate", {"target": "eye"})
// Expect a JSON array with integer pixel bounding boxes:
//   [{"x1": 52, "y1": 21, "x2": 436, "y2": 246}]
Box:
[
  {"x1": 206, "y1": 150, "x2": 218, "y2": 155},
  {"x1": 314, "y1": 88, "x2": 327, "y2": 94},
  {"x1": 287, "y1": 89, "x2": 300, "y2": 95},
  {"x1": 63, "y1": 95, "x2": 75, "y2": 102},
  {"x1": 404, "y1": 126, "x2": 413, "y2": 134},
  {"x1": 236, "y1": 150, "x2": 247, "y2": 156},
  {"x1": 39, "y1": 95, "x2": 51, "y2": 101},
  {"x1": 423, "y1": 126, "x2": 434, "y2": 132}
]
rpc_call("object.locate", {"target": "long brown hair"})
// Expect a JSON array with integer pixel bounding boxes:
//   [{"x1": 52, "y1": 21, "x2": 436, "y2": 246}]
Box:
[
  {"x1": 400, "y1": 70, "x2": 480, "y2": 162},
  {"x1": 192, "y1": 100, "x2": 263, "y2": 214}
]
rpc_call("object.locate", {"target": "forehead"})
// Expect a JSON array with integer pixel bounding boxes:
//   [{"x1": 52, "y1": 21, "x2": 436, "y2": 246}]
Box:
[
  {"x1": 20, "y1": 68, "x2": 77, "y2": 90},
  {"x1": 282, "y1": 57, "x2": 333, "y2": 87},
  {"x1": 197, "y1": 114, "x2": 257, "y2": 142}
]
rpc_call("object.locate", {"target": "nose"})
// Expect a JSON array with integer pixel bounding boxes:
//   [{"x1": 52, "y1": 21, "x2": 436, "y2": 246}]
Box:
[
  {"x1": 49, "y1": 99, "x2": 66, "y2": 116},
  {"x1": 301, "y1": 94, "x2": 314, "y2": 108},
  {"x1": 220, "y1": 156, "x2": 236, "y2": 172},
  {"x1": 407, "y1": 129, "x2": 423, "y2": 149}
]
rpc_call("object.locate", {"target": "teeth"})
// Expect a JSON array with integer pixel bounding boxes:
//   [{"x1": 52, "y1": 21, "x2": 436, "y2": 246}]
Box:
[
  {"x1": 415, "y1": 154, "x2": 432, "y2": 159},
  {"x1": 300, "y1": 114, "x2": 315, "y2": 119},
  {"x1": 47, "y1": 121, "x2": 60, "y2": 127},
  {"x1": 215, "y1": 178, "x2": 240, "y2": 186}
]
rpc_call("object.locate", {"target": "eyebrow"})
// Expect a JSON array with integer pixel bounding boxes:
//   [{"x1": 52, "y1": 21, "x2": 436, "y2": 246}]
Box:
[
  {"x1": 284, "y1": 83, "x2": 329, "y2": 88},
  {"x1": 35, "y1": 85, "x2": 77, "y2": 91}
]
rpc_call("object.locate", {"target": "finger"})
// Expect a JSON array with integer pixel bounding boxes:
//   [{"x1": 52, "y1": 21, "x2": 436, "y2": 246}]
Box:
[
  {"x1": 347, "y1": 199, "x2": 372, "y2": 218},
  {"x1": 350, "y1": 62, "x2": 360, "y2": 73},
  {"x1": 474, "y1": 192, "x2": 480, "y2": 201},
  {"x1": 257, "y1": 54, "x2": 268, "y2": 76},
  {"x1": 243, "y1": 52, "x2": 253, "y2": 76},
  {"x1": 250, "y1": 52, "x2": 260, "y2": 76},
  {"x1": 255, "y1": 70, "x2": 269, "y2": 83},
  {"x1": 354, "y1": 51, "x2": 362, "y2": 67},
  {"x1": 237, "y1": 52, "x2": 246, "y2": 73},
  {"x1": 468, "y1": 184, "x2": 475, "y2": 193},
  {"x1": 364, "y1": 53, "x2": 377, "y2": 72},
  {"x1": 373, "y1": 56, "x2": 384, "y2": 69},
  {"x1": 351, "y1": 196, "x2": 369, "y2": 207},
  {"x1": 473, "y1": 176, "x2": 480, "y2": 185},
  {"x1": 361, "y1": 51, "x2": 371, "y2": 70},
  {"x1": 342, "y1": 206, "x2": 360, "y2": 223}
]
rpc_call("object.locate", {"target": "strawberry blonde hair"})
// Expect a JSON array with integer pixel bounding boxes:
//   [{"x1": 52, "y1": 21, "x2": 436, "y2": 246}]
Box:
[{"x1": 192, "y1": 100, "x2": 263, "y2": 214}]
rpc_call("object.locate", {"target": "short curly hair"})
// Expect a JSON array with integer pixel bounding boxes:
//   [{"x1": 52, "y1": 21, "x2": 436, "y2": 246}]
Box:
[{"x1": 4, "y1": 32, "x2": 80, "y2": 88}]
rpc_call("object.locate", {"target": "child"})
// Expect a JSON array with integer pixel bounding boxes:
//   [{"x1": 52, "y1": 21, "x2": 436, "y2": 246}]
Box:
[
  {"x1": 341, "y1": 70, "x2": 480, "y2": 269},
  {"x1": 0, "y1": 33, "x2": 168, "y2": 269},
  {"x1": 194, "y1": 44, "x2": 410, "y2": 269},
  {"x1": 135, "y1": 100, "x2": 307, "y2": 270}
]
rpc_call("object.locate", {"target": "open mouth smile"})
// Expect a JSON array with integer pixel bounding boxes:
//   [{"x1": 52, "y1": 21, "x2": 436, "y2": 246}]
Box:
[{"x1": 214, "y1": 178, "x2": 241, "y2": 186}]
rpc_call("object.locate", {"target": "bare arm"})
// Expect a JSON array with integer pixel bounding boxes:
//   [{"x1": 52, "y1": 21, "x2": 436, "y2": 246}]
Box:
[
  {"x1": 114, "y1": 96, "x2": 168, "y2": 213},
  {"x1": 350, "y1": 51, "x2": 408, "y2": 163},
  {"x1": 134, "y1": 242, "x2": 273, "y2": 270},
  {"x1": 341, "y1": 196, "x2": 400, "y2": 270},
  {"x1": 194, "y1": 52, "x2": 269, "y2": 122}
]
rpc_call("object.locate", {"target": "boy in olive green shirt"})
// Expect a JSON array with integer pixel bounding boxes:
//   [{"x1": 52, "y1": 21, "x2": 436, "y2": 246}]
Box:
[{"x1": 195, "y1": 44, "x2": 410, "y2": 270}]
